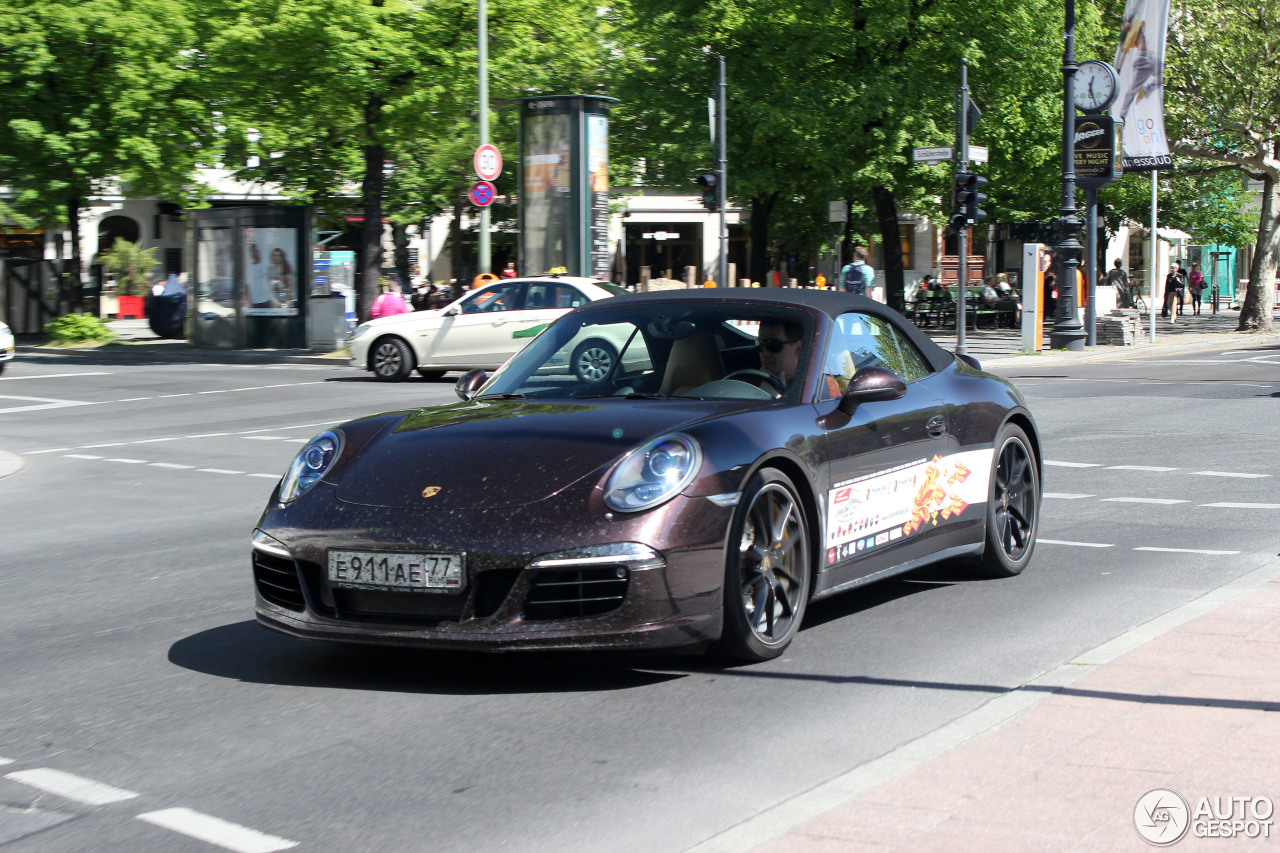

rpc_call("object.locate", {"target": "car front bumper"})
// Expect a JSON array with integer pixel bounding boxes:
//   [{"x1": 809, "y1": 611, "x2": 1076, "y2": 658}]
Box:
[{"x1": 252, "y1": 488, "x2": 732, "y2": 652}]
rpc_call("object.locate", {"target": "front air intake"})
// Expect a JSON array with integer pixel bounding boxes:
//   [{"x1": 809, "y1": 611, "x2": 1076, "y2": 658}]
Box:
[
  {"x1": 253, "y1": 551, "x2": 305, "y2": 611},
  {"x1": 522, "y1": 567, "x2": 628, "y2": 620}
]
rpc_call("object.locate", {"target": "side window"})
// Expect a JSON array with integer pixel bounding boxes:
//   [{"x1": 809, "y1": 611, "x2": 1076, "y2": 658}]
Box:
[
  {"x1": 820, "y1": 312, "x2": 923, "y2": 400},
  {"x1": 525, "y1": 283, "x2": 553, "y2": 310},
  {"x1": 460, "y1": 283, "x2": 523, "y2": 314},
  {"x1": 553, "y1": 284, "x2": 590, "y2": 308},
  {"x1": 888, "y1": 326, "x2": 933, "y2": 381}
]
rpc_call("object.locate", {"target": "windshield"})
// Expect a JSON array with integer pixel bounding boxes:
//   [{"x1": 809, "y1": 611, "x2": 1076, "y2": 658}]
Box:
[{"x1": 478, "y1": 301, "x2": 814, "y2": 402}]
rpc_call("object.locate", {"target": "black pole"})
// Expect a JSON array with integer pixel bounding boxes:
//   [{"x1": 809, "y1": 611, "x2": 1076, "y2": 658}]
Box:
[
  {"x1": 955, "y1": 59, "x2": 969, "y2": 355},
  {"x1": 1085, "y1": 187, "x2": 1098, "y2": 345},
  {"x1": 1050, "y1": 0, "x2": 1086, "y2": 350}
]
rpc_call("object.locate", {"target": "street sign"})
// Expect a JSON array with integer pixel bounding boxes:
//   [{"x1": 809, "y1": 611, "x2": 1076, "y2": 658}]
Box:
[
  {"x1": 828, "y1": 200, "x2": 848, "y2": 223},
  {"x1": 913, "y1": 146, "x2": 954, "y2": 163},
  {"x1": 469, "y1": 180, "x2": 496, "y2": 207},
  {"x1": 473, "y1": 144, "x2": 502, "y2": 181},
  {"x1": 969, "y1": 145, "x2": 988, "y2": 164}
]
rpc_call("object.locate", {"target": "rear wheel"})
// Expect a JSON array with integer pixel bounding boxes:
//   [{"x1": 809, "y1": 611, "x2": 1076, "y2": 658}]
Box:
[
  {"x1": 980, "y1": 423, "x2": 1040, "y2": 577},
  {"x1": 370, "y1": 337, "x2": 413, "y2": 382},
  {"x1": 716, "y1": 469, "x2": 811, "y2": 662},
  {"x1": 571, "y1": 339, "x2": 617, "y2": 383}
]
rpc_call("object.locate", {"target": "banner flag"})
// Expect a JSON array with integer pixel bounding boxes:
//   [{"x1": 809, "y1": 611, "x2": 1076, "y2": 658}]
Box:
[{"x1": 1113, "y1": 0, "x2": 1173, "y2": 170}]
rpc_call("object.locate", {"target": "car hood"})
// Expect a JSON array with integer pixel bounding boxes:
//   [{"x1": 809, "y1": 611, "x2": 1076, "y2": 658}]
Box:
[{"x1": 335, "y1": 398, "x2": 726, "y2": 509}]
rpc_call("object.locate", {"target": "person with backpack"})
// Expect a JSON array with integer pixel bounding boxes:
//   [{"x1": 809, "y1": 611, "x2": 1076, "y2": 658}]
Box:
[{"x1": 841, "y1": 246, "x2": 872, "y2": 296}]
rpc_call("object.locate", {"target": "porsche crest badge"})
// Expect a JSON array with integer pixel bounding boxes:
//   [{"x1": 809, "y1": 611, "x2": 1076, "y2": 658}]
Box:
[{"x1": 421, "y1": 486, "x2": 442, "y2": 499}]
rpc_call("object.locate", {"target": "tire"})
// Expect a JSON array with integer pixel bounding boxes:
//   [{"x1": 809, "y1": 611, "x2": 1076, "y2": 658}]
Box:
[
  {"x1": 370, "y1": 337, "x2": 414, "y2": 382},
  {"x1": 570, "y1": 339, "x2": 617, "y2": 383},
  {"x1": 416, "y1": 368, "x2": 446, "y2": 380},
  {"x1": 979, "y1": 423, "x2": 1040, "y2": 577},
  {"x1": 715, "y1": 469, "x2": 812, "y2": 662}
]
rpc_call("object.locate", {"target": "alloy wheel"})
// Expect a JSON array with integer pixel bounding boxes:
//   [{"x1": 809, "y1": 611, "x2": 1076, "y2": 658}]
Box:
[
  {"x1": 993, "y1": 437, "x2": 1036, "y2": 560},
  {"x1": 736, "y1": 482, "x2": 808, "y2": 645}
]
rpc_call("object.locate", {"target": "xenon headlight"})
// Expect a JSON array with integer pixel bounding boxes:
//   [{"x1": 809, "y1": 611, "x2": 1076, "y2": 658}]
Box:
[
  {"x1": 279, "y1": 430, "x2": 343, "y2": 503},
  {"x1": 603, "y1": 433, "x2": 703, "y2": 513},
  {"x1": 351, "y1": 323, "x2": 372, "y2": 340}
]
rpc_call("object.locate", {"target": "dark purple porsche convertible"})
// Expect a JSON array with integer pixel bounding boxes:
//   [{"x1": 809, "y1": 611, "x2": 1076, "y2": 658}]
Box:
[{"x1": 252, "y1": 289, "x2": 1041, "y2": 662}]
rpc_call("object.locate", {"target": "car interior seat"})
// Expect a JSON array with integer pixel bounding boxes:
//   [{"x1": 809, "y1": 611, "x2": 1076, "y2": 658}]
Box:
[
  {"x1": 658, "y1": 330, "x2": 724, "y2": 396},
  {"x1": 526, "y1": 291, "x2": 545, "y2": 309}
]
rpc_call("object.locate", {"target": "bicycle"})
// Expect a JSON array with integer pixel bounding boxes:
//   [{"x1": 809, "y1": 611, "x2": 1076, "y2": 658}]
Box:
[{"x1": 1122, "y1": 282, "x2": 1146, "y2": 314}]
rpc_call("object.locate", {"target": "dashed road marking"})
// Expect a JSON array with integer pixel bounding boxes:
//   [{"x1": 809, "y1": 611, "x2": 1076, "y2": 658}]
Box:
[
  {"x1": 1134, "y1": 546, "x2": 1242, "y2": 555},
  {"x1": 64, "y1": 454, "x2": 103, "y2": 460},
  {"x1": 197, "y1": 468, "x2": 246, "y2": 475},
  {"x1": 0, "y1": 372, "x2": 115, "y2": 380},
  {"x1": 1200, "y1": 502, "x2": 1280, "y2": 510},
  {"x1": 1101, "y1": 497, "x2": 1189, "y2": 505},
  {"x1": 0, "y1": 757, "x2": 12, "y2": 766},
  {"x1": 137, "y1": 808, "x2": 298, "y2": 853},
  {"x1": 5, "y1": 768, "x2": 139, "y2": 805},
  {"x1": 0, "y1": 395, "x2": 95, "y2": 414},
  {"x1": 1039, "y1": 539, "x2": 1114, "y2": 548},
  {"x1": 1192, "y1": 471, "x2": 1271, "y2": 479},
  {"x1": 1043, "y1": 493, "x2": 1095, "y2": 500},
  {"x1": 150, "y1": 462, "x2": 195, "y2": 470},
  {"x1": 249, "y1": 473, "x2": 280, "y2": 479},
  {"x1": 105, "y1": 458, "x2": 148, "y2": 464},
  {"x1": 1044, "y1": 460, "x2": 1103, "y2": 468},
  {"x1": 1105, "y1": 465, "x2": 1178, "y2": 472}
]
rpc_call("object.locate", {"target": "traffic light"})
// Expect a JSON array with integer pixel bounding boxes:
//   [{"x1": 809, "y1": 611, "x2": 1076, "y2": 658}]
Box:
[
  {"x1": 950, "y1": 171, "x2": 988, "y2": 228},
  {"x1": 695, "y1": 171, "x2": 719, "y2": 211}
]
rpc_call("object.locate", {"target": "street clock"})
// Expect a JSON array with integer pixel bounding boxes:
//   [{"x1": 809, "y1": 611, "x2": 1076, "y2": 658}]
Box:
[{"x1": 1074, "y1": 60, "x2": 1119, "y2": 113}]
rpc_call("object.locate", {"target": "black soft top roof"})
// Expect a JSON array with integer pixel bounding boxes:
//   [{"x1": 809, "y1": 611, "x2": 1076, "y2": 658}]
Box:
[{"x1": 581, "y1": 287, "x2": 958, "y2": 374}]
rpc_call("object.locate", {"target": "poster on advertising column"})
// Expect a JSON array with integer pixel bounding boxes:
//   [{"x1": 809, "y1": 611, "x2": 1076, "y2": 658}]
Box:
[
  {"x1": 1112, "y1": 0, "x2": 1173, "y2": 171},
  {"x1": 587, "y1": 113, "x2": 611, "y2": 281},
  {"x1": 242, "y1": 226, "x2": 299, "y2": 315}
]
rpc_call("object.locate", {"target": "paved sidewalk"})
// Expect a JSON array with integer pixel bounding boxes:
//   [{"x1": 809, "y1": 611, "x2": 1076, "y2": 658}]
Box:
[{"x1": 690, "y1": 558, "x2": 1280, "y2": 852}]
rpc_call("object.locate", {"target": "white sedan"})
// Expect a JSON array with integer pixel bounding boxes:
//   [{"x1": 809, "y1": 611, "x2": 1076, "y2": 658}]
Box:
[
  {"x1": 0, "y1": 320, "x2": 14, "y2": 374},
  {"x1": 349, "y1": 276, "x2": 628, "y2": 382}
]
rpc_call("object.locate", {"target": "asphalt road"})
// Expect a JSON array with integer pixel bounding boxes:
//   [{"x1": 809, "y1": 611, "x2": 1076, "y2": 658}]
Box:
[{"x1": 1, "y1": 343, "x2": 1277, "y2": 852}]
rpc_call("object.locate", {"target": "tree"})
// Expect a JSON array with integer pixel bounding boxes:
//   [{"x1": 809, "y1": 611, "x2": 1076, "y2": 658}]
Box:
[
  {"x1": 0, "y1": 0, "x2": 207, "y2": 281},
  {"x1": 1162, "y1": 0, "x2": 1279, "y2": 331}
]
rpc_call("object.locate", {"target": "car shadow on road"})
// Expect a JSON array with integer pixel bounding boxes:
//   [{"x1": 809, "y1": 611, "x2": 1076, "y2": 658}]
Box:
[{"x1": 168, "y1": 620, "x2": 685, "y2": 695}]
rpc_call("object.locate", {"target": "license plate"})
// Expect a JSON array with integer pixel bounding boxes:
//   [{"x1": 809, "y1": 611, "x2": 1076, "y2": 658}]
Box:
[{"x1": 327, "y1": 550, "x2": 465, "y2": 593}]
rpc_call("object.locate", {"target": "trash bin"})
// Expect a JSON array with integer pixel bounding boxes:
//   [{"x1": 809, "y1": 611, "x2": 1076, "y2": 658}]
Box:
[{"x1": 148, "y1": 274, "x2": 188, "y2": 339}]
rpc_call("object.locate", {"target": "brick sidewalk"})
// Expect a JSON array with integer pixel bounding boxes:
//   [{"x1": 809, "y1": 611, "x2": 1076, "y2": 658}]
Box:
[{"x1": 689, "y1": 560, "x2": 1280, "y2": 852}]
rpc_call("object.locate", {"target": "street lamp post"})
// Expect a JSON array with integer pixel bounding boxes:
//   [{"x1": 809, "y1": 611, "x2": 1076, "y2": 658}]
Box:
[{"x1": 1049, "y1": 0, "x2": 1087, "y2": 351}]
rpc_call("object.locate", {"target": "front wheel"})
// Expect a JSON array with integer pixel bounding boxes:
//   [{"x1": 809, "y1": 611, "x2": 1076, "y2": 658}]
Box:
[
  {"x1": 979, "y1": 423, "x2": 1040, "y2": 577},
  {"x1": 715, "y1": 469, "x2": 811, "y2": 662},
  {"x1": 370, "y1": 337, "x2": 414, "y2": 382},
  {"x1": 570, "y1": 339, "x2": 617, "y2": 383}
]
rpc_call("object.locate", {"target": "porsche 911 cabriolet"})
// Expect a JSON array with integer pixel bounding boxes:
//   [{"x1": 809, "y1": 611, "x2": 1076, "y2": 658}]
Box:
[{"x1": 252, "y1": 289, "x2": 1041, "y2": 661}]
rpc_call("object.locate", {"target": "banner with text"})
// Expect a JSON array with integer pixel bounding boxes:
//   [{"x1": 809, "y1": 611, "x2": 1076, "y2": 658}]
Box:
[{"x1": 1112, "y1": 0, "x2": 1173, "y2": 170}]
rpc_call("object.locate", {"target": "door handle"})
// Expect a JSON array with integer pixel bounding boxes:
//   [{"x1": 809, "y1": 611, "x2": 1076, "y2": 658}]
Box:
[{"x1": 926, "y1": 415, "x2": 946, "y2": 437}]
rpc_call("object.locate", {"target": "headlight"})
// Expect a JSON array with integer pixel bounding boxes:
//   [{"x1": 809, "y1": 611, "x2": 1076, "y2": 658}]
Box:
[
  {"x1": 279, "y1": 430, "x2": 343, "y2": 503},
  {"x1": 603, "y1": 433, "x2": 702, "y2": 513},
  {"x1": 351, "y1": 323, "x2": 372, "y2": 340}
]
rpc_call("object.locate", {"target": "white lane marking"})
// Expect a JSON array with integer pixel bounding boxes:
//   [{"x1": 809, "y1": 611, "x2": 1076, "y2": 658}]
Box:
[
  {"x1": 1039, "y1": 539, "x2": 1114, "y2": 548},
  {"x1": 5, "y1": 768, "x2": 139, "y2": 805},
  {"x1": 64, "y1": 454, "x2": 103, "y2": 460},
  {"x1": 137, "y1": 808, "x2": 297, "y2": 853},
  {"x1": 1043, "y1": 493, "x2": 1095, "y2": 500},
  {"x1": 0, "y1": 395, "x2": 96, "y2": 414},
  {"x1": 249, "y1": 473, "x2": 280, "y2": 479},
  {"x1": 150, "y1": 462, "x2": 195, "y2": 469},
  {"x1": 187, "y1": 433, "x2": 231, "y2": 438},
  {"x1": 1192, "y1": 471, "x2": 1271, "y2": 479},
  {"x1": 132, "y1": 437, "x2": 181, "y2": 445},
  {"x1": 242, "y1": 436, "x2": 290, "y2": 441},
  {"x1": 117, "y1": 397, "x2": 153, "y2": 402},
  {"x1": 80, "y1": 442, "x2": 128, "y2": 448},
  {"x1": 1101, "y1": 497, "x2": 1189, "y2": 505},
  {"x1": 1105, "y1": 465, "x2": 1178, "y2": 472},
  {"x1": 1043, "y1": 460, "x2": 1102, "y2": 468},
  {"x1": 105, "y1": 458, "x2": 148, "y2": 464},
  {"x1": 1200, "y1": 502, "x2": 1280, "y2": 509},
  {"x1": 0, "y1": 757, "x2": 12, "y2": 766},
  {"x1": 23, "y1": 448, "x2": 70, "y2": 455},
  {"x1": 197, "y1": 468, "x2": 245, "y2": 475},
  {"x1": 1134, "y1": 546, "x2": 1242, "y2": 555},
  {"x1": 0, "y1": 372, "x2": 115, "y2": 381},
  {"x1": 283, "y1": 438, "x2": 308, "y2": 444},
  {"x1": 157, "y1": 393, "x2": 193, "y2": 398}
]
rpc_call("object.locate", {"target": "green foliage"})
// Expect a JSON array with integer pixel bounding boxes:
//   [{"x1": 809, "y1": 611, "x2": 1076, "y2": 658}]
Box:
[
  {"x1": 100, "y1": 239, "x2": 159, "y2": 296},
  {"x1": 43, "y1": 313, "x2": 117, "y2": 346}
]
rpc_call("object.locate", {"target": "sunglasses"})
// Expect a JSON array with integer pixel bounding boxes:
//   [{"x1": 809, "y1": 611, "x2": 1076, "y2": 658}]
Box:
[{"x1": 755, "y1": 337, "x2": 797, "y2": 353}]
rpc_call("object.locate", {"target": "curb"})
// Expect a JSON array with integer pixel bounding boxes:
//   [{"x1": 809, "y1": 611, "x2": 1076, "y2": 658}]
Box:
[
  {"x1": 684, "y1": 555, "x2": 1280, "y2": 853},
  {"x1": 16, "y1": 344, "x2": 349, "y2": 367},
  {"x1": 978, "y1": 331, "x2": 1280, "y2": 368}
]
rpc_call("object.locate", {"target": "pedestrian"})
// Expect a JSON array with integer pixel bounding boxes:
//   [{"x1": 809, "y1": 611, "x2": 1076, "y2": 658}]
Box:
[
  {"x1": 841, "y1": 246, "x2": 872, "y2": 296},
  {"x1": 1043, "y1": 271, "x2": 1057, "y2": 318},
  {"x1": 1106, "y1": 259, "x2": 1130, "y2": 306},
  {"x1": 410, "y1": 282, "x2": 431, "y2": 311},
  {"x1": 500, "y1": 261, "x2": 518, "y2": 279},
  {"x1": 369, "y1": 282, "x2": 410, "y2": 319},
  {"x1": 1187, "y1": 263, "x2": 1205, "y2": 315},
  {"x1": 1161, "y1": 262, "x2": 1185, "y2": 321}
]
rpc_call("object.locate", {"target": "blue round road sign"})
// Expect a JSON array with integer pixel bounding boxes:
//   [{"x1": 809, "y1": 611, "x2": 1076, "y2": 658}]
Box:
[{"x1": 470, "y1": 181, "x2": 496, "y2": 207}]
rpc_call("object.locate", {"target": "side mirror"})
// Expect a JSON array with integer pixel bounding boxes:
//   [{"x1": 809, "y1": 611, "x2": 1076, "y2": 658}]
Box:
[
  {"x1": 455, "y1": 368, "x2": 488, "y2": 401},
  {"x1": 443, "y1": 305, "x2": 459, "y2": 316},
  {"x1": 837, "y1": 367, "x2": 906, "y2": 414}
]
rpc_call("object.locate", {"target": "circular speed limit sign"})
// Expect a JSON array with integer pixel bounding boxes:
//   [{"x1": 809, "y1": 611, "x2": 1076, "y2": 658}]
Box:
[
  {"x1": 469, "y1": 181, "x2": 496, "y2": 207},
  {"x1": 474, "y1": 144, "x2": 502, "y2": 181}
]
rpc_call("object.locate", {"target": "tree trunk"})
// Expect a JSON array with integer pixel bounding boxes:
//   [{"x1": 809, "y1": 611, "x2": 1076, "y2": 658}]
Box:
[
  {"x1": 359, "y1": 98, "x2": 387, "y2": 321},
  {"x1": 748, "y1": 193, "x2": 777, "y2": 284},
  {"x1": 1238, "y1": 170, "x2": 1278, "y2": 333},
  {"x1": 872, "y1": 185, "x2": 905, "y2": 311},
  {"x1": 392, "y1": 223, "x2": 411, "y2": 288}
]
